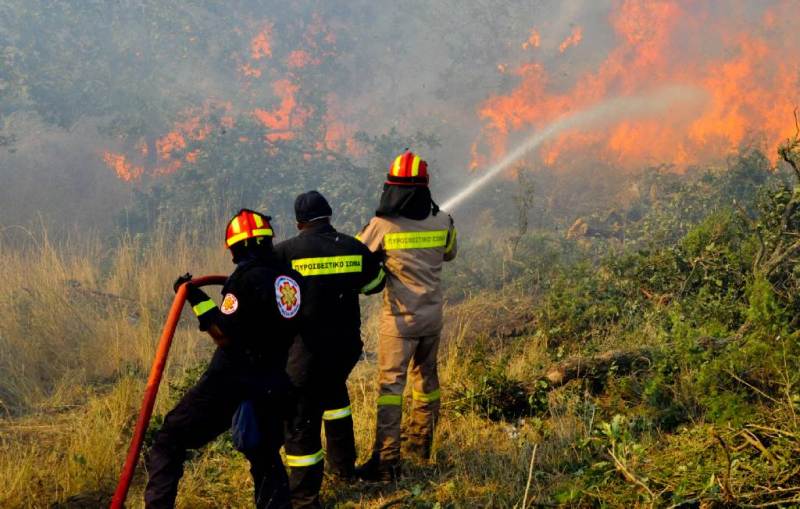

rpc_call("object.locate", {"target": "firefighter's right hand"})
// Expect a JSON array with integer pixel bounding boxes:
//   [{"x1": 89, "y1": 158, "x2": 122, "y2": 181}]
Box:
[{"x1": 173, "y1": 273, "x2": 193, "y2": 293}]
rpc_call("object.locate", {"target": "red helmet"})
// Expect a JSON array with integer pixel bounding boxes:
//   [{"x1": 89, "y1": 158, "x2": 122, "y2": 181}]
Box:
[
  {"x1": 386, "y1": 150, "x2": 429, "y2": 186},
  {"x1": 225, "y1": 209, "x2": 273, "y2": 248}
]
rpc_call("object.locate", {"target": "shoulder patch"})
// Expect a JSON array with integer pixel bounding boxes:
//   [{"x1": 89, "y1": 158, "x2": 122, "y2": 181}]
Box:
[
  {"x1": 274, "y1": 275, "x2": 301, "y2": 318},
  {"x1": 220, "y1": 293, "x2": 239, "y2": 315}
]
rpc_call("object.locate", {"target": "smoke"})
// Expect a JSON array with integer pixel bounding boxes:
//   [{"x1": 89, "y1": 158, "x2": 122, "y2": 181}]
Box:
[
  {"x1": 0, "y1": 113, "x2": 130, "y2": 233},
  {"x1": 0, "y1": 0, "x2": 797, "y2": 233}
]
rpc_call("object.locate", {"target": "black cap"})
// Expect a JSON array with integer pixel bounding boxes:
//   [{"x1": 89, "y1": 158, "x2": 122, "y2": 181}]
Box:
[{"x1": 294, "y1": 190, "x2": 333, "y2": 223}]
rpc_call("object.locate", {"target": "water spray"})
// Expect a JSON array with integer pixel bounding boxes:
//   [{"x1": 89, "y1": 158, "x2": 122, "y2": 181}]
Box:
[{"x1": 440, "y1": 85, "x2": 705, "y2": 212}]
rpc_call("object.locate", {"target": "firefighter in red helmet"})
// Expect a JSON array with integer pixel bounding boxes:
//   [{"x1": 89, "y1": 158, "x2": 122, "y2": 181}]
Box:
[
  {"x1": 144, "y1": 209, "x2": 303, "y2": 509},
  {"x1": 355, "y1": 151, "x2": 457, "y2": 481}
]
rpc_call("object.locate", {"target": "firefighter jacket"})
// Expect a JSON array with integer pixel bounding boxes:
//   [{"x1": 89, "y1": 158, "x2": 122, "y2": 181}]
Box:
[
  {"x1": 274, "y1": 222, "x2": 385, "y2": 359},
  {"x1": 357, "y1": 212, "x2": 457, "y2": 338},
  {"x1": 189, "y1": 256, "x2": 304, "y2": 376}
]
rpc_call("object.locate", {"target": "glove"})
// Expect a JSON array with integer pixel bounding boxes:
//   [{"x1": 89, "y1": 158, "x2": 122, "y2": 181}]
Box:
[
  {"x1": 173, "y1": 273, "x2": 193, "y2": 293},
  {"x1": 174, "y1": 273, "x2": 211, "y2": 307}
]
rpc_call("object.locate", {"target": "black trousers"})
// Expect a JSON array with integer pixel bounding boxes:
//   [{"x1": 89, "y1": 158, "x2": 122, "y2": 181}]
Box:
[
  {"x1": 144, "y1": 368, "x2": 290, "y2": 509},
  {"x1": 285, "y1": 338, "x2": 361, "y2": 509}
]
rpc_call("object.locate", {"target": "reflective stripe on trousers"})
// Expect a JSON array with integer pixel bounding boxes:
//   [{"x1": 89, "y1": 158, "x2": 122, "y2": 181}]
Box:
[
  {"x1": 286, "y1": 449, "x2": 324, "y2": 467},
  {"x1": 322, "y1": 405, "x2": 352, "y2": 420},
  {"x1": 373, "y1": 333, "x2": 441, "y2": 463}
]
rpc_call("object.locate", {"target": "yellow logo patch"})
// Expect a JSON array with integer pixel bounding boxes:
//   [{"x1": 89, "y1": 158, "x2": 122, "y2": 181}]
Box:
[{"x1": 220, "y1": 293, "x2": 239, "y2": 315}]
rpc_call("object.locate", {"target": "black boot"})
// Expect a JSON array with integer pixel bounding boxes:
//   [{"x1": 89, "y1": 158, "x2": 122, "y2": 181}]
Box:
[
  {"x1": 354, "y1": 454, "x2": 399, "y2": 483},
  {"x1": 327, "y1": 464, "x2": 355, "y2": 483}
]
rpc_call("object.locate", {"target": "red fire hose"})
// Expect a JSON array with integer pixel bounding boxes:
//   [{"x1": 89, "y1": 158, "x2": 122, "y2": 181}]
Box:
[{"x1": 110, "y1": 275, "x2": 227, "y2": 509}]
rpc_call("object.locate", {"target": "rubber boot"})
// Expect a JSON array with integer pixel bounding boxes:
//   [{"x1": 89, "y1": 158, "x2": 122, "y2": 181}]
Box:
[{"x1": 354, "y1": 453, "x2": 399, "y2": 483}]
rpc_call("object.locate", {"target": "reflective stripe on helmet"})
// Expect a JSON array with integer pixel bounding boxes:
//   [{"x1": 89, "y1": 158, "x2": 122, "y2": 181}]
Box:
[
  {"x1": 286, "y1": 449, "x2": 324, "y2": 467},
  {"x1": 392, "y1": 155, "x2": 403, "y2": 176},
  {"x1": 384, "y1": 230, "x2": 448, "y2": 250},
  {"x1": 226, "y1": 228, "x2": 273, "y2": 247},
  {"x1": 322, "y1": 406, "x2": 352, "y2": 421},
  {"x1": 412, "y1": 388, "x2": 441, "y2": 403},
  {"x1": 360, "y1": 267, "x2": 385, "y2": 294},
  {"x1": 192, "y1": 300, "x2": 217, "y2": 317},
  {"x1": 411, "y1": 155, "x2": 421, "y2": 176},
  {"x1": 377, "y1": 394, "x2": 402, "y2": 406},
  {"x1": 387, "y1": 151, "x2": 428, "y2": 183},
  {"x1": 226, "y1": 209, "x2": 273, "y2": 248},
  {"x1": 291, "y1": 255, "x2": 362, "y2": 276},
  {"x1": 230, "y1": 216, "x2": 241, "y2": 233}
]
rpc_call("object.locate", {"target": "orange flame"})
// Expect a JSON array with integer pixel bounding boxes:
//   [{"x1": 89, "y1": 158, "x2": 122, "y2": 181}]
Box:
[
  {"x1": 558, "y1": 26, "x2": 583, "y2": 53},
  {"x1": 253, "y1": 79, "x2": 312, "y2": 142},
  {"x1": 102, "y1": 152, "x2": 144, "y2": 182},
  {"x1": 286, "y1": 49, "x2": 318, "y2": 69},
  {"x1": 473, "y1": 0, "x2": 800, "y2": 172},
  {"x1": 102, "y1": 16, "x2": 351, "y2": 181},
  {"x1": 522, "y1": 29, "x2": 541, "y2": 50},
  {"x1": 250, "y1": 26, "x2": 273, "y2": 60}
]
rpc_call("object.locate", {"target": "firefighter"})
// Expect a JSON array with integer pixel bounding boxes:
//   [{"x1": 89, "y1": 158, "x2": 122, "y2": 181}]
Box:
[
  {"x1": 274, "y1": 190, "x2": 385, "y2": 508},
  {"x1": 144, "y1": 209, "x2": 303, "y2": 509},
  {"x1": 355, "y1": 150, "x2": 457, "y2": 482}
]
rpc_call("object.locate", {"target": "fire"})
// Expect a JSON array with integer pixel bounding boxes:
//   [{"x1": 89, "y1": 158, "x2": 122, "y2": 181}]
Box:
[
  {"x1": 322, "y1": 95, "x2": 363, "y2": 156},
  {"x1": 240, "y1": 63, "x2": 262, "y2": 78},
  {"x1": 558, "y1": 26, "x2": 583, "y2": 53},
  {"x1": 156, "y1": 131, "x2": 186, "y2": 161},
  {"x1": 473, "y1": 0, "x2": 800, "y2": 172},
  {"x1": 253, "y1": 79, "x2": 311, "y2": 142},
  {"x1": 286, "y1": 49, "x2": 317, "y2": 69},
  {"x1": 250, "y1": 26, "x2": 273, "y2": 60},
  {"x1": 102, "y1": 152, "x2": 143, "y2": 182},
  {"x1": 522, "y1": 29, "x2": 540, "y2": 50},
  {"x1": 102, "y1": 14, "x2": 370, "y2": 181}
]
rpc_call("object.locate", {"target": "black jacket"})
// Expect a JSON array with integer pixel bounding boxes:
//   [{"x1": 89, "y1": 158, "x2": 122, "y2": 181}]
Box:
[
  {"x1": 189, "y1": 257, "x2": 305, "y2": 374},
  {"x1": 274, "y1": 222, "x2": 385, "y2": 356}
]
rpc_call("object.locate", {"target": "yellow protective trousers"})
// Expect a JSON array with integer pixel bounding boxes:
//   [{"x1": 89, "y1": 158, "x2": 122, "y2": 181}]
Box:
[{"x1": 373, "y1": 333, "x2": 441, "y2": 463}]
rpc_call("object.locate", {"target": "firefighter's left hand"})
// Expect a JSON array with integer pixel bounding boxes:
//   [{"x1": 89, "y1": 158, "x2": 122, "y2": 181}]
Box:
[{"x1": 173, "y1": 273, "x2": 193, "y2": 293}]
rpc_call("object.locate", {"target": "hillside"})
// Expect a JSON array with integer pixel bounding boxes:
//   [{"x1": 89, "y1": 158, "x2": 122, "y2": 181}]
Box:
[
  {"x1": 2, "y1": 2, "x2": 800, "y2": 507},
  {"x1": 2, "y1": 140, "x2": 800, "y2": 507}
]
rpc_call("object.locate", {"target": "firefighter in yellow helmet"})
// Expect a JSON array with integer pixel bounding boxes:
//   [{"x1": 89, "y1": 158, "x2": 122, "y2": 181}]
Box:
[
  {"x1": 355, "y1": 151, "x2": 457, "y2": 481},
  {"x1": 144, "y1": 209, "x2": 302, "y2": 508}
]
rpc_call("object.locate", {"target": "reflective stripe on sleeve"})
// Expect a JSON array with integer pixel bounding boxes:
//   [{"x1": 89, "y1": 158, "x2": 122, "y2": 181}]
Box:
[
  {"x1": 192, "y1": 300, "x2": 217, "y2": 317},
  {"x1": 377, "y1": 394, "x2": 402, "y2": 406},
  {"x1": 384, "y1": 230, "x2": 448, "y2": 250},
  {"x1": 412, "y1": 388, "x2": 441, "y2": 403},
  {"x1": 322, "y1": 406, "x2": 352, "y2": 421},
  {"x1": 445, "y1": 228, "x2": 457, "y2": 255},
  {"x1": 360, "y1": 267, "x2": 385, "y2": 294},
  {"x1": 286, "y1": 449, "x2": 324, "y2": 467},
  {"x1": 291, "y1": 255, "x2": 362, "y2": 276}
]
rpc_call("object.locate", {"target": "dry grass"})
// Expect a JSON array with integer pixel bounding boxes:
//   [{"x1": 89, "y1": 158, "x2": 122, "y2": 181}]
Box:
[{"x1": 0, "y1": 229, "x2": 566, "y2": 508}]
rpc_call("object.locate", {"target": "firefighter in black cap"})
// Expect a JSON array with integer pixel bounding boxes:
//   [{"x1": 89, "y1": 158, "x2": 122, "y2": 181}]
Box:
[
  {"x1": 274, "y1": 191, "x2": 385, "y2": 508},
  {"x1": 144, "y1": 209, "x2": 303, "y2": 509}
]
